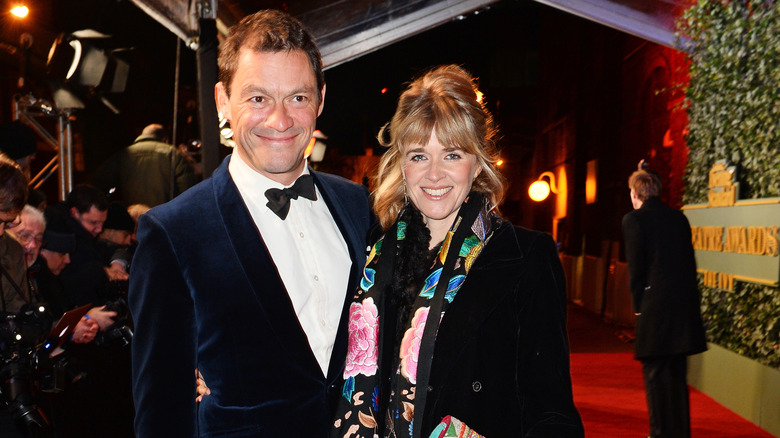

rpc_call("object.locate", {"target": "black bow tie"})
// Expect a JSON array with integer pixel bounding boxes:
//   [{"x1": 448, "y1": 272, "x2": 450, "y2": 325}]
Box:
[{"x1": 264, "y1": 174, "x2": 317, "y2": 220}]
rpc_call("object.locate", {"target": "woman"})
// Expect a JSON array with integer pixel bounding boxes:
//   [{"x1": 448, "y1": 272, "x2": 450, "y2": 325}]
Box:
[{"x1": 332, "y1": 65, "x2": 583, "y2": 438}]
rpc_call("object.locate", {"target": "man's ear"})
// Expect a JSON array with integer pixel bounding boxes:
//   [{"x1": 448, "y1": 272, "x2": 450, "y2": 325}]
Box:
[
  {"x1": 317, "y1": 83, "x2": 326, "y2": 117},
  {"x1": 215, "y1": 82, "x2": 230, "y2": 121},
  {"x1": 69, "y1": 206, "x2": 79, "y2": 220}
]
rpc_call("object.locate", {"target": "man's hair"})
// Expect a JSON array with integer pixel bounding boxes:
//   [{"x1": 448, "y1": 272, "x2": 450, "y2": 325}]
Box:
[
  {"x1": 20, "y1": 204, "x2": 45, "y2": 228},
  {"x1": 0, "y1": 153, "x2": 28, "y2": 212},
  {"x1": 372, "y1": 65, "x2": 506, "y2": 229},
  {"x1": 217, "y1": 9, "x2": 324, "y2": 101},
  {"x1": 628, "y1": 170, "x2": 662, "y2": 202},
  {"x1": 140, "y1": 123, "x2": 169, "y2": 143},
  {"x1": 65, "y1": 184, "x2": 109, "y2": 214}
]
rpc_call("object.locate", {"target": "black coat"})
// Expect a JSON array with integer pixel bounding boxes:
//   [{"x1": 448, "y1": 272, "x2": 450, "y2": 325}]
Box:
[
  {"x1": 622, "y1": 197, "x2": 707, "y2": 359},
  {"x1": 129, "y1": 156, "x2": 374, "y2": 437},
  {"x1": 419, "y1": 222, "x2": 583, "y2": 437}
]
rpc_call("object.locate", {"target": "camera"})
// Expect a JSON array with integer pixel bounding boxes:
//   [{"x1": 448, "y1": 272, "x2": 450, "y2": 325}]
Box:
[
  {"x1": 93, "y1": 298, "x2": 133, "y2": 348},
  {"x1": 0, "y1": 305, "x2": 57, "y2": 436}
]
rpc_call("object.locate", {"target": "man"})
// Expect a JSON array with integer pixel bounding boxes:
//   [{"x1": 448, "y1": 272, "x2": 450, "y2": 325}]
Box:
[
  {"x1": 0, "y1": 153, "x2": 31, "y2": 314},
  {"x1": 96, "y1": 202, "x2": 135, "y2": 275},
  {"x1": 92, "y1": 123, "x2": 199, "y2": 207},
  {"x1": 10, "y1": 206, "x2": 102, "y2": 339},
  {"x1": 129, "y1": 9, "x2": 374, "y2": 437},
  {"x1": 45, "y1": 184, "x2": 120, "y2": 329},
  {"x1": 9, "y1": 205, "x2": 45, "y2": 270},
  {"x1": 622, "y1": 168, "x2": 707, "y2": 438}
]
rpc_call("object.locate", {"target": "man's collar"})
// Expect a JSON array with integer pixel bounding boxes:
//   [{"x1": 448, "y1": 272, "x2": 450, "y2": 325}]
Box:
[{"x1": 228, "y1": 153, "x2": 310, "y2": 193}]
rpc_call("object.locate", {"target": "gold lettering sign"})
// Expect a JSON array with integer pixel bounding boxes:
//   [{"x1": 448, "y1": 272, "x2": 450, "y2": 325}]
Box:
[
  {"x1": 691, "y1": 225, "x2": 779, "y2": 256},
  {"x1": 708, "y1": 163, "x2": 737, "y2": 207},
  {"x1": 768, "y1": 227, "x2": 779, "y2": 257},
  {"x1": 700, "y1": 269, "x2": 736, "y2": 291}
]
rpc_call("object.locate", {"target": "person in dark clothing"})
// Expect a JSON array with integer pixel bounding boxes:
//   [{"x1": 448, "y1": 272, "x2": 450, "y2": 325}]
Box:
[
  {"x1": 622, "y1": 168, "x2": 708, "y2": 438},
  {"x1": 44, "y1": 185, "x2": 121, "y2": 330},
  {"x1": 96, "y1": 202, "x2": 135, "y2": 280},
  {"x1": 332, "y1": 65, "x2": 583, "y2": 438},
  {"x1": 92, "y1": 123, "x2": 199, "y2": 207}
]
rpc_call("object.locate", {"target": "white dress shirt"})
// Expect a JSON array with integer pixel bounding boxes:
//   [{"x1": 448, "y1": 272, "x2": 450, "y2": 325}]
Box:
[{"x1": 229, "y1": 154, "x2": 351, "y2": 375}]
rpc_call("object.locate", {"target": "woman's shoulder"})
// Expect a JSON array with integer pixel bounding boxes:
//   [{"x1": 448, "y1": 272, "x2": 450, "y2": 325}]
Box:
[{"x1": 480, "y1": 219, "x2": 558, "y2": 264}]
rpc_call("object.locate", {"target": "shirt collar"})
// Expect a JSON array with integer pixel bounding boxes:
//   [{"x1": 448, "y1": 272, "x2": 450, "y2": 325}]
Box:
[{"x1": 228, "y1": 152, "x2": 311, "y2": 196}]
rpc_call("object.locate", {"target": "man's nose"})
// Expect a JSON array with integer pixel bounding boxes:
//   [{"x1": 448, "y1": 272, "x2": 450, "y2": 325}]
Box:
[{"x1": 266, "y1": 102, "x2": 294, "y2": 132}]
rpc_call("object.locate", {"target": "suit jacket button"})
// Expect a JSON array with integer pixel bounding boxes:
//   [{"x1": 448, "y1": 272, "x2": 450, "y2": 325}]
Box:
[
  {"x1": 427, "y1": 385, "x2": 433, "y2": 392},
  {"x1": 472, "y1": 381, "x2": 482, "y2": 392}
]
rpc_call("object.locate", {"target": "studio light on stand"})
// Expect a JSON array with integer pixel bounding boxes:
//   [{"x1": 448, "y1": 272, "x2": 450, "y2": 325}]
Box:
[
  {"x1": 46, "y1": 29, "x2": 131, "y2": 113},
  {"x1": 528, "y1": 171, "x2": 558, "y2": 202}
]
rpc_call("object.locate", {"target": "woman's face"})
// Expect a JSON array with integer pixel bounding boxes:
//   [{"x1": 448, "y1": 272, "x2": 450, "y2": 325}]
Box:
[{"x1": 403, "y1": 130, "x2": 480, "y2": 241}]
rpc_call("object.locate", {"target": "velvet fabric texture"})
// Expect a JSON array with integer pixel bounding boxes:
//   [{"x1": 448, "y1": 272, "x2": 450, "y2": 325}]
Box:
[
  {"x1": 333, "y1": 195, "x2": 584, "y2": 437},
  {"x1": 129, "y1": 156, "x2": 374, "y2": 437}
]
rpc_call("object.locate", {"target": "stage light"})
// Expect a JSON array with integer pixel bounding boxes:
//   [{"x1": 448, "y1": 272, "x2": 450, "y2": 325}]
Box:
[
  {"x1": 529, "y1": 171, "x2": 558, "y2": 202},
  {"x1": 46, "y1": 30, "x2": 131, "y2": 111},
  {"x1": 11, "y1": 5, "x2": 29, "y2": 18}
]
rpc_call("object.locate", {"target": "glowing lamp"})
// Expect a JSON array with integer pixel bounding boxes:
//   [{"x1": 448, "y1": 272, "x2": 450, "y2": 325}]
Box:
[
  {"x1": 304, "y1": 130, "x2": 327, "y2": 163},
  {"x1": 11, "y1": 5, "x2": 29, "y2": 18},
  {"x1": 528, "y1": 171, "x2": 558, "y2": 202}
]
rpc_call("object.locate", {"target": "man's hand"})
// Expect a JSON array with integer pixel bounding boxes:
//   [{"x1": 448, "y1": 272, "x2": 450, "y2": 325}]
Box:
[
  {"x1": 105, "y1": 262, "x2": 129, "y2": 281},
  {"x1": 72, "y1": 316, "x2": 99, "y2": 343},
  {"x1": 87, "y1": 306, "x2": 119, "y2": 331}
]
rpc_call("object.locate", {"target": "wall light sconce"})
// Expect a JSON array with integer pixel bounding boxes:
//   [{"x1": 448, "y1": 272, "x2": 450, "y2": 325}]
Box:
[
  {"x1": 305, "y1": 130, "x2": 327, "y2": 163},
  {"x1": 528, "y1": 171, "x2": 558, "y2": 202}
]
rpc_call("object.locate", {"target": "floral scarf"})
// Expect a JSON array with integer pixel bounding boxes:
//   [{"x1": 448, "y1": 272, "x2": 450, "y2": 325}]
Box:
[{"x1": 333, "y1": 192, "x2": 494, "y2": 438}]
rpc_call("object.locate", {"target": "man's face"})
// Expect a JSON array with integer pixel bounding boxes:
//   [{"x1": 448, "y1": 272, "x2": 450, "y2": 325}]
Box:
[
  {"x1": 71, "y1": 206, "x2": 107, "y2": 238},
  {"x1": 216, "y1": 49, "x2": 325, "y2": 186},
  {"x1": 9, "y1": 212, "x2": 44, "y2": 268},
  {"x1": 41, "y1": 249, "x2": 70, "y2": 276}
]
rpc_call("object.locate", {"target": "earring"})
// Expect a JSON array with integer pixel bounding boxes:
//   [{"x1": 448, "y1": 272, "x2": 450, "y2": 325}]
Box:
[{"x1": 402, "y1": 179, "x2": 408, "y2": 205}]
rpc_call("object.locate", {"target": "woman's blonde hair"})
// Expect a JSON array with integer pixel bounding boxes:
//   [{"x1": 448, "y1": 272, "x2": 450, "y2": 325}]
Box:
[{"x1": 372, "y1": 65, "x2": 506, "y2": 229}]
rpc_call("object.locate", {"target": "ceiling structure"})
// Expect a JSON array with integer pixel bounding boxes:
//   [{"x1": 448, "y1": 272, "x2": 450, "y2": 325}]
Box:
[{"x1": 131, "y1": 0, "x2": 690, "y2": 69}]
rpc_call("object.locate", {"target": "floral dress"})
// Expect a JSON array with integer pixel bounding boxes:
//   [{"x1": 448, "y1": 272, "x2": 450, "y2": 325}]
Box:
[{"x1": 334, "y1": 194, "x2": 492, "y2": 438}]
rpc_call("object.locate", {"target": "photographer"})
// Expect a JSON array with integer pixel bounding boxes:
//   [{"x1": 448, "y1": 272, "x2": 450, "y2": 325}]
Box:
[
  {"x1": 10, "y1": 206, "x2": 101, "y2": 345},
  {"x1": 0, "y1": 153, "x2": 38, "y2": 437}
]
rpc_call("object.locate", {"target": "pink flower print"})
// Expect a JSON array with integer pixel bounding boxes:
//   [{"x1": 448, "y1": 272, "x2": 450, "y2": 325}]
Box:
[
  {"x1": 399, "y1": 306, "x2": 430, "y2": 384},
  {"x1": 344, "y1": 297, "x2": 379, "y2": 378}
]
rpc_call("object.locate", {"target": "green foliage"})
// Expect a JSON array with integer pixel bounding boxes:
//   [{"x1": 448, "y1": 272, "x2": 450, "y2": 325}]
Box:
[
  {"x1": 700, "y1": 281, "x2": 780, "y2": 368},
  {"x1": 679, "y1": 0, "x2": 780, "y2": 203},
  {"x1": 679, "y1": 1, "x2": 780, "y2": 369}
]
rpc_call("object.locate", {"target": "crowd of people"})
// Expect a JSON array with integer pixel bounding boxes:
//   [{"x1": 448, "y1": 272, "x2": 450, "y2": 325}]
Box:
[
  {"x1": 0, "y1": 121, "x2": 167, "y2": 437},
  {"x1": 0, "y1": 7, "x2": 707, "y2": 438}
]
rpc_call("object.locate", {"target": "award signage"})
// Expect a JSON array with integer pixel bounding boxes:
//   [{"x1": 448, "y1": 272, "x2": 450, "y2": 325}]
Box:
[{"x1": 683, "y1": 162, "x2": 779, "y2": 290}]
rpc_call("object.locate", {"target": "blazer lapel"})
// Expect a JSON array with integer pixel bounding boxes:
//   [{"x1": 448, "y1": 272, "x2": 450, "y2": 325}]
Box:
[{"x1": 211, "y1": 158, "x2": 322, "y2": 376}]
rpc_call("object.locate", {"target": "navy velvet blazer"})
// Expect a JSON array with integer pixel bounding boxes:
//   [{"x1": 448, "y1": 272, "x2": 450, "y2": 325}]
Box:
[{"x1": 129, "y1": 156, "x2": 373, "y2": 437}]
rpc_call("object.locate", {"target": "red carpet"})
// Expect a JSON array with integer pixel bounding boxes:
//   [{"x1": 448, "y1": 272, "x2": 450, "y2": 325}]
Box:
[{"x1": 567, "y1": 306, "x2": 775, "y2": 437}]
